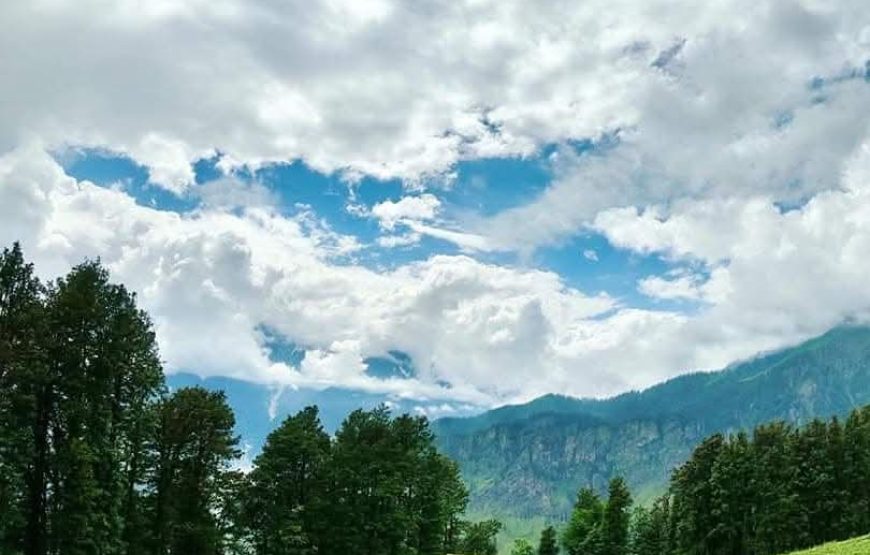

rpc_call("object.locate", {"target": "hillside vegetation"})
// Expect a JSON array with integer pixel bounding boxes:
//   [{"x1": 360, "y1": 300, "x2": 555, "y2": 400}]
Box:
[{"x1": 435, "y1": 325, "x2": 870, "y2": 520}]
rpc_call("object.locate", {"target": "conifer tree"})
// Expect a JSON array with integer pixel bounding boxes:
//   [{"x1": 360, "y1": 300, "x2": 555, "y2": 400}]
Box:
[
  {"x1": 242, "y1": 406, "x2": 330, "y2": 555},
  {"x1": 510, "y1": 538, "x2": 535, "y2": 555},
  {"x1": 0, "y1": 243, "x2": 46, "y2": 555},
  {"x1": 562, "y1": 488, "x2": 604, "y2": 555},
  {"x1": 151, "y1": 387, "x2": 239, "y2": 555},
  {"x1": 602, "y1": 477, "x2": 632, "y2": 555},
  {"x1": 537, "y1": 525, "x2": 559, "y2": 555}
]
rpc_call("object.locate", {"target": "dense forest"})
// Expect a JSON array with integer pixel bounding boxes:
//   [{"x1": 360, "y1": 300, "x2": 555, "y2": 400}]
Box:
[
  {"x1": 541, "y1": 406, "x2": 870, "y2": 555},
  {"x1": 0, "y1": 244, "x2": 500, "y2": 555}
]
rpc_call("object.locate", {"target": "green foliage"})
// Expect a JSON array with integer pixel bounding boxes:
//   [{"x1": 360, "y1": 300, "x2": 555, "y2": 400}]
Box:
[
  {"x1": 0, "y1": 244, "x2": 165, "y2": 555},
  {"x1": 434, "y1": 325, "x2": 870, "y2": 520},
  {"x1": 562, "y1": 488, "x2": 604, "y2": 555},
  {"x1": 537, "y1": 526, "x2": 559, "y2": 555},
  {"x1": 242, "y1": 406, "x2": 329, "y2": 555},
  {"x1": 461, "y1": 519, "x2": 503, "y2": 555},
  {"x1": 602, "y1": 478, "x2": 631, "y2": 555},
  {"x1": 561, "y1": 479, "x2": 632, "y2": 555},
  {"x1": 152, "y1": 386, "x2": 240, "y2": 555},
  {"x1": 628, "y1": 498, "x2": 670, "y2": 555},
  {"x1": 654, "y1": 407, "x2": 870, "y2": 555},
  {"x1": 0, "y1": 243, "x2": 482, "y2": 555},
  {"x1": 510, "y1": 538, "x2": 535, "y2": 555}
]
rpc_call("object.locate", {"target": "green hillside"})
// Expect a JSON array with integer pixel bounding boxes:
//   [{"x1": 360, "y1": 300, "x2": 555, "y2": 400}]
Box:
[
  {"x1": 784, "y1": 535, "x2": 870, "y2": 555},
  {"x1": 434, "y1": 325, "x2": 870, "y2": 520}
]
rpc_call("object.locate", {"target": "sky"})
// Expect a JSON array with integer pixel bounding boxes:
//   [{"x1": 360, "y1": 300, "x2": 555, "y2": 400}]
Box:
[{"x1": 1, "y1": 0, "x2": 869, "y2": 431}]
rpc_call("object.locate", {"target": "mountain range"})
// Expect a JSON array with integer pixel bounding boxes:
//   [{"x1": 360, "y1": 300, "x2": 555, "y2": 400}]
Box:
[{"x1": 433, "y1": 325, "x2": 870, "y2": 520}]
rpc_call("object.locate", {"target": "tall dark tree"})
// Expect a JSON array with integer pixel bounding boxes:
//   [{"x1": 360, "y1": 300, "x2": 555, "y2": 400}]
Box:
[
  {"x1": 46, "y1": 261, "x2": 164, "y2": 555},
  {"x1": 562, "y1": 488, "x2": 604, "y2": 555},
  {"x1": 242, "y1": 406, "x2": 330, "y2": 555},
  {"x1": 708, "y1": 431, "x2": 753, "y2": 555},
  {"x1": 0, "y1": 243, "x2": 483, "y2": 555},
  {"x1": 749, "y1": 422, "x2": 802, "y2": 555},
  {"x1": 151, "y1": 387, "x2": 239, "y2": 555},
  {"x1": 459, "y1": 519, "x2": 502, "y2": 555},
  {"x1": 629, "y1": 496, "x2": 670, "y2": 555},
  {"x1": 843, "y1": 406, "x2": 870, "y2": 535},
  {"x1": 601, "y1": 477, "x2": 632, "y2": 555},
  {"x1": 671, "y1": 434, "x2": 724, "y2": 555},
  {"x1": 0, "y1": 243, "x2": 46, "y2": 555},
  {"x1": 537, "y1": 526, "x2": 559, "y2": 555}
]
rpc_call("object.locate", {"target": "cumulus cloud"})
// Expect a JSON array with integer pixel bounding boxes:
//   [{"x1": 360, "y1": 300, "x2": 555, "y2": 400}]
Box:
[
  {"x1": 4, "y1": 0, "x2": 864, "y2": 196},
  {"x1": 4, "y1": 142, "x2": 870, "y2": 404},
  {"x1": 4, "y1": 145, "x2": 681, "y2": 404},
  {"x1": 371, "y1": 194, "x2": 441, "y2": 230},
  {"x1": 638, "y1": 273, "x2": 704, "y2": 302},
  {"x1": 2, "y1": 0, "x2": 870, "y2": 408}
]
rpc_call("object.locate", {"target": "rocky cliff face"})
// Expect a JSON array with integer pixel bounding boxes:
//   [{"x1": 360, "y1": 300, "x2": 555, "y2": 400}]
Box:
[{"x1": 434, "y1": 325, "x2": 870, "y2": 519}]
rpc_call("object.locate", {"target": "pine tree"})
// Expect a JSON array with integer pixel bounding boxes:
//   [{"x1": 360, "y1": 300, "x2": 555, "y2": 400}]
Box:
[
  {"x1": 750, "y1": 422, "x2": 802, "y2": 555},
  {"x1": 537, "y1": 526, "x2": 559, "y2": 555},
  {"x1": 843, "y1": 406, "x2": 870, "y2": 537},
  {"x1": 671, "y1": 434, "x2": 724, "y2": 555},
  {"x1": 709, "y1": 432, "x2": 753, "y2": 555},
  {"x1": 562, "y1": 488, "x2": 604, "y2": 555},
  {"x1": 151, "y1": 387, "x2": 240, "y2": 555},
  {"x1": 242, "y1": 406, "x2": 330, "y2": 555},
  {"x1": 0, "y1": 243, "x2": 46, "y2": 555},
  {"x1": 46, "y1": 261, "x2": 164, "y2": 555},
  {"x1": 459, "y1": 519, "x2": 502, "y2": 555},
  {"x1": 629, "y1": 499, "x2": 671, "y2": 555},
  {"x1": 510, "y1": 538, "x2": 535, "y2": 555},
  {"x1": 602, "y1": 477, "x2": 632, "y2": 555}
]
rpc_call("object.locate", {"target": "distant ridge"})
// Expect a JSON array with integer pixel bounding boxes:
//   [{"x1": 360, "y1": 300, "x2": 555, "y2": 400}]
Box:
[{"x1": 434, "y1": 325, "x2": 870, "y2": 519}]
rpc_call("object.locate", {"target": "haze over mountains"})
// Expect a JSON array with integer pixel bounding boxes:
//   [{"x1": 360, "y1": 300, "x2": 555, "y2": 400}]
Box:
[{"x1": 433, "y1": 325, "x2": 870, "y2": 519}]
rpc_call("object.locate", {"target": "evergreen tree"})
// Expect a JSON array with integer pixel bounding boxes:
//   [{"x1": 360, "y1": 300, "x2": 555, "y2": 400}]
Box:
[
  {"x1": 510, "y1": 538, "x2": 535, "y2": 555},
  {"x1": 843, "y1": 406, "x2": 870, "y2": 536},
  {"x1": 459, "y1": 519, "x2": 502, "y2": 555},
  {"x1": 46, "y1": 261, "x2": 164, "y2": 555},
  {"x1": 709, "y1": 432, "x2": 753, "y2": 555},
  {"x1": 0, "y1": 243, "x2": 46, "y2": 555},
  {"x1": 602, "y1": 477, "x2": 632, "y2": 555},
  {"x1": 537, "y1": 526, "x2": 559, "y2": 555},
  {"x1": 242, "y1": 406, "x2": 330, "y2": 555},
  {"x1": 562, "y1": 488, "x2": 604, "y2": 555},
  {"x1": 750, "y1": 422, "x2": 802, "y2": 555},
  {"x1": 629, "y1": 497, "x2": 670, "y2": 555},
  {"x1": 151, "y1": 387, "x2": 239, "y2": 555},
  {"x1": 671, "y1": 434, "x2": 724, "y2": 555}
]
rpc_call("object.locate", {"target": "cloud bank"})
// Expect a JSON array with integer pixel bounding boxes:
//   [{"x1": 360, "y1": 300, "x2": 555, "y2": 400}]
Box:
[{"x1": 1, "y1": 0, "x2": 869, "y2": 407}]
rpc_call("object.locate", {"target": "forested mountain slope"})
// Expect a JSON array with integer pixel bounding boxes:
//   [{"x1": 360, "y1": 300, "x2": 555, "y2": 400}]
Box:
[{"x1": 434, "y1": 325, "x2": 870, "y2": 519}]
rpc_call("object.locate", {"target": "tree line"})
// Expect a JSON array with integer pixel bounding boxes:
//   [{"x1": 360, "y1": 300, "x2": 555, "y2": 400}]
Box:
[
  {"x1": 531, "y1": 404, "x2": 870, "y2": 555},
  {"x1": 0, "y1": 243, "x2": 503, "y2": 555}
]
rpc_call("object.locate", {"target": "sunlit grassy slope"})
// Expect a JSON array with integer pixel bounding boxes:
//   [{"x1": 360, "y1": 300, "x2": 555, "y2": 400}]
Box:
[{"x1": 784, "y1": 536, "x2": 870, "y2": 555}]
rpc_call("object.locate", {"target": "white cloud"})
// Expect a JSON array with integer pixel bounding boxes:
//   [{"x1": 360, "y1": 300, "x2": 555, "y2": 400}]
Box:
[
  {"x1": 196, "y1": 177, "x2": 277, "y2": 210},
  {"x1": 5, "y1": 0, "x2": 865, "y2": 196},
  {"x1": 2, "y1": 0, "x2": 870, "y2": 409},
  {"x1": 371, "y1": 194, "x2": 441, "y2": 230},
  {"x1": 4, "y1": 143, "x2": 870, "y2": 406},
  {"x1": 1, "y1": 145, "x2": 655, "y2": 404},
  {"x1": 583, "y1": 249, "x2": 599, "y2": 262},
  {"x1": 638, "y1": 273, "x2": 703, "y2": 301}
]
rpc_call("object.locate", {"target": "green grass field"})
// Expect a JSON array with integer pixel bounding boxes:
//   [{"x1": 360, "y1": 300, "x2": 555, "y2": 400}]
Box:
[{"x1": 785, "y1": 535, "x2": 870, "y2": 555}]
